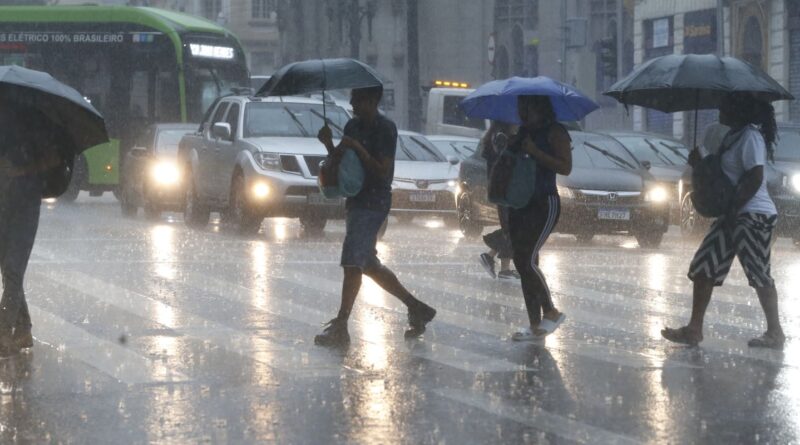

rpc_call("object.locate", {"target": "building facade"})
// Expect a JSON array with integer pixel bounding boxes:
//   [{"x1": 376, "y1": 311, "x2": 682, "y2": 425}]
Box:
[
  {"x1": 277, "y1": 0, "x2": 495, "y2": 131},
  {"x1": 633, "y1": 0, "x2": 795, "y2": 143},
  {"x1": 492, "y1": 0, "x2": 635, "y2": 131}
]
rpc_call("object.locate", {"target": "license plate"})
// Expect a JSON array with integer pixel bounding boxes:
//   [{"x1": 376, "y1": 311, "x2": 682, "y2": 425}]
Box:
[
  {"x1": 409, "y1": 192, "x2": 436, "y2": 203},
  {"x1": 307, "y1": 194, "x2": 342, "y2": 206},
  {"x1": 598, "y1": 208, "x2": 630, "y2": 220}
]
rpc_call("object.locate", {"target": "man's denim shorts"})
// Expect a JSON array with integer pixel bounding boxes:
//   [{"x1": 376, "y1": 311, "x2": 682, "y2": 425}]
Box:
[{"x1": 341, "y1": 207, "x2": 387, "y2": 270}]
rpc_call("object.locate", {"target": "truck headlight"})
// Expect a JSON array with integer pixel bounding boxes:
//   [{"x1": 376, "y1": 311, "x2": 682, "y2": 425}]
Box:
[
  {"x1": 557, "y1": 185, "x2": 574, "y2": 199},
  {"x1": 791, "y1": 173, "x2": 800, "y2": 194},
  {"x1": 254, "y1": 152, "x2": 281, "y2": 171},
  {"x1": 645, "y1": 185, "x2": 669, "y2": 203},
  {"x1": 151, "y1": 160, "x2": 181, "y2": 186},
  {"x1": 251, "y1": 182, "x2": 270, "y2": 199}
]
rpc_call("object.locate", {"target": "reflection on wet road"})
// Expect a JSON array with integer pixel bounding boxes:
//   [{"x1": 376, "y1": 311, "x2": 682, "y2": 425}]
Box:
[{"x1": 2, "y1": 195, "x2": 799, "y2": 443}]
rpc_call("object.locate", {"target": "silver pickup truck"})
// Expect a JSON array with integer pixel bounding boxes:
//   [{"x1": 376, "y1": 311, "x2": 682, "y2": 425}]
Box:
[{"x1": 177, "y1": 95, "x2": 351, "y2": 234}]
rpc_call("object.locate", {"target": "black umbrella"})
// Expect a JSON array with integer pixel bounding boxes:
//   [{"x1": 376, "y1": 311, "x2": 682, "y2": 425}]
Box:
[
  {"x1": 0, "y1": 65, "x2": 108, "y2": 156},
  {"x1": 603, "y1": 54, "x2": 794, "y2": 146},
  {"x1": 257, "y1": 58, "x2": 385, "y2": 117}
]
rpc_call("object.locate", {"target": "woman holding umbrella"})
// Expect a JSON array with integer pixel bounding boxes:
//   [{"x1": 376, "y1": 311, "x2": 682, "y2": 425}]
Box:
[
  {"x1": 507, "y1": 95, "x2": 572, "y2": 341},
  {"x1": 459, "y1": 77, "x2": 598, "y2": 340},
  {"x1": 662, "y1": 93, "x2": 785, "y2": 348}
]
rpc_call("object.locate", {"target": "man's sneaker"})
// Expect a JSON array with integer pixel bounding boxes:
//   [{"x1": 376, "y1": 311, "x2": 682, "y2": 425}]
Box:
[
  {"x1": 314, "y1": 318, "x2": 350, "y2": 347},
  {"x1": 406, "y1": 303, "x2": 437, "y2": 338},
  {"x1": 479, "y1": 253, "x2": 496, "y2": 278},
  {"x1": 13, "y1": 328, "x2": 33, "y2": 349},
  {"x1": 498, "y1": 269, "x2": 521, "y2": 280}
]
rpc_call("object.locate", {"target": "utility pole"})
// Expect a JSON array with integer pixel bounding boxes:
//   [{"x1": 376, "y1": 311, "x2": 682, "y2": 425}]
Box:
[
  {"x1": 348, "y1": 0, "x2": 362, "y2": 59},
  {"x1": 716, "y1": 0, "x2": 724, "y2": 55},
  {"x1": 407, "y1": 0, "x2": 421, "y2": 132},
  {"x1": 616, "y1": 0, "x2": 624, "y2": 80},
  {"x1": 560, "y1": 0, "x2": 567, "y2": 81}
]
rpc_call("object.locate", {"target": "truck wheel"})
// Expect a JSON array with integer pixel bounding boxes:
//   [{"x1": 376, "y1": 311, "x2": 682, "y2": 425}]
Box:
[
  {"x1": 457, "y1": 192, "x2": 482, "y2": 238},
  {"x1": 229, "y1": 174, "x2": 262, "y2": 235},
  {"x1": 120, "y1": 184, "x2": 137, "y2": 218},
  {"x1": 184, "y1": 175, "x2": 210, "y2": 229},
  {"x1": 300, "y1": 214, "x2": 327, "y2": 235},
  {"x1": 144, "y1": 201, "x2": 161, "y2": 221},
  {"x1": 680, "y1": 193, "x2": 704, "y2": 238},
  {"x1": 636, "y1": 230, "x2": 664, "y2": 248},
  {"x1": 60, "y1": 155, "x2": 85, "y2": 203}
]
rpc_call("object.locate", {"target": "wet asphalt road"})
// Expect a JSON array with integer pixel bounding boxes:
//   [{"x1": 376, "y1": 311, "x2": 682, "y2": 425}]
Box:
[{"x1": 1, "y1": 194, "x2": 799, "y2": 444}]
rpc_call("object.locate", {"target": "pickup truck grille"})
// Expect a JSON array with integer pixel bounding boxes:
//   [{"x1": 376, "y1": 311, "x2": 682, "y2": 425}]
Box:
[
  {"x1": 280, "y1": 155, "x2": 301, "y2": 174},
  {"x1": 304, "y1": 155, "x2": 326, "y2": 177}
]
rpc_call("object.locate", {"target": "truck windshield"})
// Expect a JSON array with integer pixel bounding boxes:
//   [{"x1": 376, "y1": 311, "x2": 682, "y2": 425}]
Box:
[
  {"x1": 244, "y1": 103, "x2": 350, "y2": 138},
  {"x1": 775, "y1": 129, "x2": 800, "y2": 162}
]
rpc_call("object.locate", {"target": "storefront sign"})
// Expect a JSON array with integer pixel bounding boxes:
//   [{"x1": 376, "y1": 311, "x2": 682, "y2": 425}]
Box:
[{"x1": 684, "y1": 9, "x2": 717, "y2": 54}]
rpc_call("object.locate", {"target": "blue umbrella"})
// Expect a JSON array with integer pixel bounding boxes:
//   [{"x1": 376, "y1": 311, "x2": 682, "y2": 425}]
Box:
[{"x1": 459, "y1": 76, "x2": 599, "y2": 124}]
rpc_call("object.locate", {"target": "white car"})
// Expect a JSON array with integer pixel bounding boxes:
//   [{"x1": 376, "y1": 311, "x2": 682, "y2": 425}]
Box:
[
  {"x1": 426, "y1": 135, "x2": 480, "y2": 161},
  {"x1": 391, "y1": 131, "x2": 460, "y2": 223},
  {"x1": 178, "y1": 95, "x2": 351, "y2": 234}
]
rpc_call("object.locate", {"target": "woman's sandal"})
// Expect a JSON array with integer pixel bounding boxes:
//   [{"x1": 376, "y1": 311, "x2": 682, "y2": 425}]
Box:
[
  {"x1": 661, "y1": 326, "x2": 703, "y2": 346},
  {"x1": 534, "y1": 313, "x2": 566, "y2": 338},
  {"x1": 748, "y1": 332, "x2": 786, "y2": 350}
]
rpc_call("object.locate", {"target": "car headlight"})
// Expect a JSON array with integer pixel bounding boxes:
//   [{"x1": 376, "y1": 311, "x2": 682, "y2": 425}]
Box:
[
  {"x1": 254, "y1": 152, "x2": 281, "y2": 171},
  {"x1": 645, "y1": 185, "x2": 669, "y2": 203},
  {"x1": 557, "y1": 185, "x2": 574, "y2": 199},
  {"x1": 150, "y1": 160, "x2": 181, "y2": 185},
  {"x1": 251, "y1": 182, "x2": 270, "y2": 199},
  {"x1": 447, "y1": 179, "x2": 457, "y2": 188},
  {"x1": 791, "y1": 173, "x2": 800, "y2": 194}
]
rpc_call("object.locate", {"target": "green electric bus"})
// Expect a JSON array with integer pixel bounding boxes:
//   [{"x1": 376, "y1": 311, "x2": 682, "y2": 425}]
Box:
[{"x1": 0, "y1": 6, "x2": 250, "y2": 200}]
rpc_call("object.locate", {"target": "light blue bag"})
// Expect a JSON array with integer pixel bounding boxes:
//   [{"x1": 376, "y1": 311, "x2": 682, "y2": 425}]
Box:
[
  {"x1": 487, "y1": 149, "x2": 537, "y2": 209},
  {"x1": 318, "y1": 148, "x2": 364, "y2": 199}
]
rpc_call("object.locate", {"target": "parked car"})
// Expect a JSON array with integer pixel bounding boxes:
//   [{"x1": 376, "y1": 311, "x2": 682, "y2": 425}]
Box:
[
  {"x1": 603, "y1": 131, "x2": 690, "y2": 223},
  {"x1": 391, "y1": 131, "x2": 460, "y2": 223},
  {"x1": 680, "y1": 123, "x2": 800, "y2": 244},
  {"x1": 177, "y1": 95, "x2": 351, "y2": 234},
  {"x1": 426, "y1": 135, "x2": 480, "y2": 161},
  {"x1": 119, "y1": 123, "x2": 197, "y2": 219},
  {"x1": 456, "y1": 130, "x2": 671, "y2": 247}
]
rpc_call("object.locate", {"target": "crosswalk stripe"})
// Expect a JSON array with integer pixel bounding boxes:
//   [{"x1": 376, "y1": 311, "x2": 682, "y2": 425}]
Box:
[
  {"x1": 433, "y1": 388, "x2": 644, "y2": 445},
  {"x1": 398, "y1": 270, "x2": 794, "y2": 367},
  {"x1": 285, "y1": 269, "x2": 698, "y2": 370},
  {"x1": 186, "y1": 271, "x2": 533, "y2": 374},
  {"x1": 35, "y1": 269, "x2": 347, "y2": 379},
  {"x1": 26, "y1": 304, "x2": 188, "y2": 385}
]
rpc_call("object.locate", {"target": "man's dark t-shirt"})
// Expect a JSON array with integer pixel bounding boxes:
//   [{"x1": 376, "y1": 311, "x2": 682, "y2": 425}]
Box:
[{"x1": 342, "y1": 114, "x2": 396, "y2": 212}]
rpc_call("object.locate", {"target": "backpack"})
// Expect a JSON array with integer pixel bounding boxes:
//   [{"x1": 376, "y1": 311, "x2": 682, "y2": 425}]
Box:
[
  {"x1": 488, "y1": 143, "x2": 537, "y2": 209},
  {"x1": 317, "y1": 148, "x2": 364, "y2": 199},
  {"x1": 690, "y1": 130, "x2": 740, "y2": 218}
]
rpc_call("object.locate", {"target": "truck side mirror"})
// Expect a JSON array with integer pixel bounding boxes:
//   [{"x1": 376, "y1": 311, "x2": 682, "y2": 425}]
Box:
[
  {"x1": 446, "y1": 155, "x2": 460, "y2": 166},
  {"x1": 641, "y1": 160, "x2": 652, "y2": 170},
  {"x1": 212, "y1": 122, "x2": 232, "y2": 141}
]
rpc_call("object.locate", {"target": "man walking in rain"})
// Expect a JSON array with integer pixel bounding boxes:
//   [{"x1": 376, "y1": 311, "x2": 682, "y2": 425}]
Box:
[
  {"x1": 314, "y1": 86, "x2": 437, "y2": 346},
  {"x1": 0, "y1": 96, "x2": 54, "y2": 357}
]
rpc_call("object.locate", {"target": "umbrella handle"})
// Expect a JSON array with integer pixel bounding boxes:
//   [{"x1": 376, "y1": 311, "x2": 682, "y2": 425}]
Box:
[{"x1": 693, "y1": 90, "x2": 699, "y2": 150}]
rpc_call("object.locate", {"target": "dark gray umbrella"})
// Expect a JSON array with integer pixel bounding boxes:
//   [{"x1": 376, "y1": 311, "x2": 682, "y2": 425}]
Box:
[
  {"x1": 257, "y1": 58, "x2": 384, "y2": 97},
  {"x1": 604, "y1": 54, "x2": 793, "y2": 145},
  {"x1": 604, "y1": 54, "x2": 793, "y2": 112},
  {"x1": 0, "y1": 65, "x2": 108, "y2": 155}
]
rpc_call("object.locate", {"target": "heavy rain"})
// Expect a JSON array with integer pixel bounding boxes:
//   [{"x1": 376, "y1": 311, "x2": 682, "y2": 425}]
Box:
[{"x1": 0, "y1": 0, "x2": 799, "y2": 443}]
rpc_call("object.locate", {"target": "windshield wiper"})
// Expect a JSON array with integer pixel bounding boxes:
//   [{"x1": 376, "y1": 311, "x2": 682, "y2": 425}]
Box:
[
  {"x1": 657, "y1": 141, "x2": 689, "y2": 162},
  {"x1": 644, "y1": 139, "x2": 676, "y2": 166},
  {"x1": 283, "y1": 106, "x2": 310, "y2": 137},
  {"x1": 410, "y1": 137, "x2": 445, "y2": 162},
  {"x1": 584, "y1": 142, "x2": 637, "y2": 170},
  {"x1": 309, "y1": 109, "x2": 344, "y2": 134}
]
